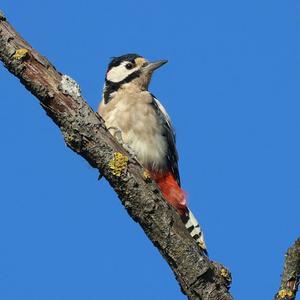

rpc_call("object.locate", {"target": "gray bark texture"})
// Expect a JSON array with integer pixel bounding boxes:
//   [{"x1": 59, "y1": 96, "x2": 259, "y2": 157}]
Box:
[
  {"x1": 0, "y1": 12, "x2": 233, "y2": 300},
  {"x1": 275, "y1": 238, "x2": 300, "y2": 300}
]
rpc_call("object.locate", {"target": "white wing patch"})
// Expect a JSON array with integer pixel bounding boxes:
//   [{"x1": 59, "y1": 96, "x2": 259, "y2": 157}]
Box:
[{"x1": 153, "y1": 97, "x2": 173, "y2": 130}]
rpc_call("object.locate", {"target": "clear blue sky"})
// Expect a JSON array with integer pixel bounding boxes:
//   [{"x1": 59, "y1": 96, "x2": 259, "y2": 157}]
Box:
[{"x1": 1, "y1": 1, "x2": 300, "y2": 299}]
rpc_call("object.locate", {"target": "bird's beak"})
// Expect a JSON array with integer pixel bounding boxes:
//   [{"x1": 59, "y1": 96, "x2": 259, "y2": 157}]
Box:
[{"x1": 142, "y1": 60, "x2": 168, "y2": 74}]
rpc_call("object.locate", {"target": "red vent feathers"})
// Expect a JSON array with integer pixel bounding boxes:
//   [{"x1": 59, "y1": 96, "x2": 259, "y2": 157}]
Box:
[{"x1": 150, "y1": 171, "x2": 187, "y2": 215}]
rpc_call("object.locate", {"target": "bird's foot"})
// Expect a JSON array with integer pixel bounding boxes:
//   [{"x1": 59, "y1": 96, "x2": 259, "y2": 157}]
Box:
[
  {"x1": 107, "y1": 126, "x2": 124, "y2": 144},
  {"x1": 107, "y1": 126, "x2": 139, "y2": 163}
]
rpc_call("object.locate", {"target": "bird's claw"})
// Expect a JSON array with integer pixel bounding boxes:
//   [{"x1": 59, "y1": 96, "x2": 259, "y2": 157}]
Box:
[
  {"x1": 107, "y1": 126, "x2": 124, "y2": 145},
  {"x1": 107, "y1": 126, "x2": 141, "y2": 165}
]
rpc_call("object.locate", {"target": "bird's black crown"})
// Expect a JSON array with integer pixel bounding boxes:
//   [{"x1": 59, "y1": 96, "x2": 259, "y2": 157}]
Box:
[{"x1": 107, "y1": 53, "x2": 142, "y2": 71}]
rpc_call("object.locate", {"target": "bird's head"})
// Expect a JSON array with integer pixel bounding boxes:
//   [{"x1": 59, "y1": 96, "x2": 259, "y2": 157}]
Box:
[{"x1": 104, "y1": 53, "x2": 167, "y2": 92}]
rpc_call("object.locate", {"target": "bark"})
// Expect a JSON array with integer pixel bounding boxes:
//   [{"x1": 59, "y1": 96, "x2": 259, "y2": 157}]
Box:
[
  {"x1": 275, "y1": 238, "x2": 300, "y2": 300},
  {"x1": 0, "y1": 11, "x2": 233, "y2": 300}
]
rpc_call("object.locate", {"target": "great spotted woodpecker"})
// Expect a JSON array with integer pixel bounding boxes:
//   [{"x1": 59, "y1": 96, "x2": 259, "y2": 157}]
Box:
[{"x1": 98, "y1": 54, "x2": 207, "y2": 253}]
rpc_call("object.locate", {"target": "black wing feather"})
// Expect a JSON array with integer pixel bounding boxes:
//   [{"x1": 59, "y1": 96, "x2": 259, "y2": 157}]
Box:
[{"x1": 150, "y1": 94, "x2": 181, "y2": 186}]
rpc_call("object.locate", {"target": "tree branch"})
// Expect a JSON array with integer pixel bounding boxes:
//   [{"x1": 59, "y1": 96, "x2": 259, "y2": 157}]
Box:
[
  {"x1": 275, "y1": 238, "x2": 300, "y2": 300},
  {"x1": 0, "y1": 12, "x2": 233, "y2": 300}
]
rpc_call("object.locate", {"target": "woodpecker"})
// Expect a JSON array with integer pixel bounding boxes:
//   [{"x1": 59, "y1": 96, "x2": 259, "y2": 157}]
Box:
[{"x1": 98, "y1": 54, "x2": 207, "y2": 253}]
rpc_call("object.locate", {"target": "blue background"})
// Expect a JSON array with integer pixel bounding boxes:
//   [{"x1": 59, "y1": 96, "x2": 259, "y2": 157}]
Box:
[{"x1": 1, "y1": 1, "x2": 300, "y2": 299}]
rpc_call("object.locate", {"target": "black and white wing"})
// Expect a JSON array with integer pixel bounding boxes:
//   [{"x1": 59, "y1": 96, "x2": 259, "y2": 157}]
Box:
[{"x1": 151, "y1": 94, "x2": 181, "y2": 186}]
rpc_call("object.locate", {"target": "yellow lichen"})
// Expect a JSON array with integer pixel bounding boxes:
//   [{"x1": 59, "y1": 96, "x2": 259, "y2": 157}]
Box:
[
  {"x1": 277, "y1": 289, "x2": 294, "y2": 299},
  {"x1": 13, "y1": 48, "x2": 29, "y2": 60},
  {"x1": 143, "y1": 170, "x2": 151, "y2": 180},
  {"x1": 220, "y1": 268, "x2": 231, "y2": 282},
  {"x1": 108, "y1": 152, "x2": 128, "y2": 176}
]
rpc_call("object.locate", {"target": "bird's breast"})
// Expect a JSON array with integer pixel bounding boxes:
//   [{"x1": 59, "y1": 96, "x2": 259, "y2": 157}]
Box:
[{"x1": 99, "y1": 92, "x2": 167, "y2": 170}]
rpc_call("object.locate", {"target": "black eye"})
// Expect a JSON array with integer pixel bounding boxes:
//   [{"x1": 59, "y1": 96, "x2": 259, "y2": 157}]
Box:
[{"x1": 125, "y1": 63, "x2": 133, "y2": 70}]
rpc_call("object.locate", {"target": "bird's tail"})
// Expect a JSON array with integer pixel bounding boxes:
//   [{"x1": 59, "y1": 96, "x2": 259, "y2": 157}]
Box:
[
  {"x1": 181, "y1": 209, "x2": 208, "y2": 254},
  {"x1": 150, "y1": 171, "x2": 208, "y2": 254}
]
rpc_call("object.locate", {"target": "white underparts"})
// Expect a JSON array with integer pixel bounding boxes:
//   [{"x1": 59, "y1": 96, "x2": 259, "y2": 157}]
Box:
[{"x1": 104, "y1": 98, "x2": 168, "y2": 170}]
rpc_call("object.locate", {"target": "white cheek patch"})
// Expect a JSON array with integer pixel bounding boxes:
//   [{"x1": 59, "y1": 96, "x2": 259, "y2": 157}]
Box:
[{"x1": 106, "y1": 62, "x2": 138, "y2": 83}]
